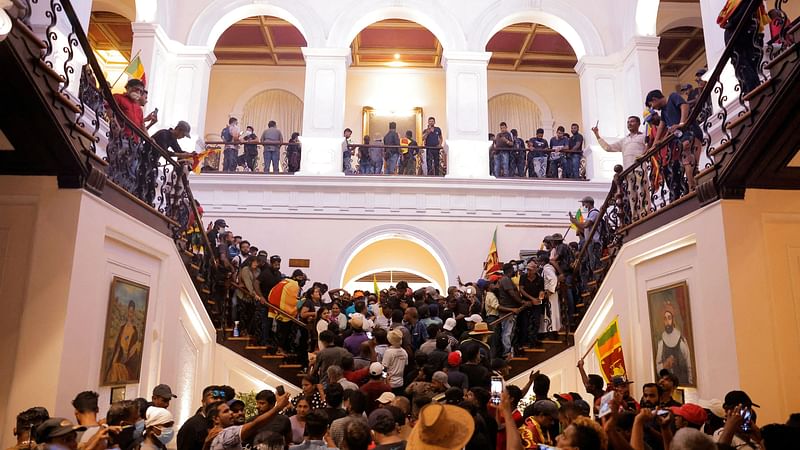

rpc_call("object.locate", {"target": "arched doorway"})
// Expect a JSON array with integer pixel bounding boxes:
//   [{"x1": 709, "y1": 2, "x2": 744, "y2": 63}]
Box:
[
  {"x1": 488, "y1": 93, "x2": 543, "y2": 142},
  {"x1": 240, "y1": 89, "x2": 304, "y2": 172},
  {"x1": 336, "y1": 225, "x2": 455, "y2": 294}
]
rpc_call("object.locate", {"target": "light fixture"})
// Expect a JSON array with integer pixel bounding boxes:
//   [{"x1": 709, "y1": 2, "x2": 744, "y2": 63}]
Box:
[
  {"x1": 393, "y1": 53, "x2": 400, "y2": 60},
  {"x1": 386, "y1": 60, "x2": 406, "y2": 68}
]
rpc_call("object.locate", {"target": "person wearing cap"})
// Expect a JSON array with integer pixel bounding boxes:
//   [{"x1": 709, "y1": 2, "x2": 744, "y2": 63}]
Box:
[
  {"x1": 360, "y1": 362, "x2": 392, "y2": 413},
  {"x1": 151, "y1": 384, "x2": 177, "y2": 409},
  {"x1": 440, "y1": 317, "x2": 460, "y2": 350},
  {"x1": 571, "y1": 195, "x2": 603, "y2": 274},
  {"x1": 226, "y1": 400, "x2": 246, "y2": 426},
  {"x1": 655, "y1": 300, "x2": 694, "y2": 386},
  {"x1": 139, "y1": 407, "x2": 175, "y2": 450},
  {"x1": 113, "y1": 78, "x2": 145, "y2": 136},
  {"x1": 611, "y1": 376, "x2": 640, "y2": 412},
  {"x1": 368, "y1": 408, "x2": 406, "y2": 450},
  {"x1": 36, "y1": 418, "x2": 87, "y2": 450},
  {"x1": 657, "y1": 369, "x2": 682, "y2": 408},
  {"x1": 520, "y1": 399, "x2": 560, "y2": 446},
  {"x1": 519, "y1": 259, "x2": 545, "y2": 349},
  {"x1": 382, "y1": 329, "x2": 409, "y2": 394},
  {"x1": 712, "y1": 390, "x2": 762, "y2": 449},
  {"x1": 670, "y1": 403, "x2": 708, "y2": 431},
  {"x1": 206, "y1": 392, "x2": 290, "y2": 450},
  {"x1": 443, "y1": 351, "x2": 468, "y2": 390}
]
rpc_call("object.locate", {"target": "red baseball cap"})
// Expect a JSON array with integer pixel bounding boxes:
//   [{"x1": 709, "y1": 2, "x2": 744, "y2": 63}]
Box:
[
  {"x1": 447, "y1": 351, "x2": 461, "y2": 367},
  {"x1": 669, "y1": 403, "x2": 708, "y2": 426}
]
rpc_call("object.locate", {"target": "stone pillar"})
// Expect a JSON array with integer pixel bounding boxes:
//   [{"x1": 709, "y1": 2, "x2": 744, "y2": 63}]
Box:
[
  {"x1": 442, "y1": 51, "x2": 492, "y2": 179},
  {"x1": 131, "y1": 23, "x2": 215, "y2": 150},
  {"x1": 296, "y1": 47, "x2": 351, "y2": 176}
]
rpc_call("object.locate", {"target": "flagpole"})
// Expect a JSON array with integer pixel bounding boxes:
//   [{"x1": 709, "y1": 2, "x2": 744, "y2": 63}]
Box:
[
  {"x1": 580, "y1": 339, "x2": 598, "y2": 361},
  {"x1": 110, "y1": 49, "x2": 142, "y2": 89}
]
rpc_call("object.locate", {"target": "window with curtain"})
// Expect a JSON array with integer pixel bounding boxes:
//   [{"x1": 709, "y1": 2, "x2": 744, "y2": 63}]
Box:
[
  {"x1": 241, "y1": 89, "x2": 304, "y2": 171},
  {"x1": 488, "y1": 93, "x2": 542, "y2": 140}
]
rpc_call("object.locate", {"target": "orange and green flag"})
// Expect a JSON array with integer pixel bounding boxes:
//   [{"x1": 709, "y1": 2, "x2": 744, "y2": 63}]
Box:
[
  {"x1": 570, "y1": 208, "x2": 584, "y2": 231},
  {"x1": 373, "y1": 274, "x2": 380, "y2": 299},
  {"x1": 124, "y1": 55, "x2": 146, "y2": 85},
  {"x1": 594, "y1": 317, "x2": 628, "y2": 382},
  {"x1": 267, "y1": 278, "x2": 300, "y2": 322},
  {"x1": 483, "y1": 227, "x2": 501, "y2": 277}
]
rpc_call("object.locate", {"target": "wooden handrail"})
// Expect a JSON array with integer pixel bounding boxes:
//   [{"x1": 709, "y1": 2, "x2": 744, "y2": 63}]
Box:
[{"x1": 229, "y1": 281, "x2": 306, "y2": 327}]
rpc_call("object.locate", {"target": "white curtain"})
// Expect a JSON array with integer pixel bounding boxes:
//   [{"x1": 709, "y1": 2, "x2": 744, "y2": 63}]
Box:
[
  {"x1": 241, "y1": 89, "x2": 304, "y2": 171},
  {"x1": 488, "y1": 93, "x2": 542, "y2": 140}
]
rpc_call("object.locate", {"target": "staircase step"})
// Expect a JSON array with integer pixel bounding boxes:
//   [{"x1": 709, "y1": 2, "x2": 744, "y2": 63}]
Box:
[
  {"x1": 190, "y1": 263, "x2": 200, "y2": 271},
  {"x1": 196, "y1": 275, "x2": 206, "y2": 283},
  {"x1": 182, "y1": 249, "x2": 195, "y2": 258},
  {"x1": 767, "y1": 42, "x2": 799, "y2": 71},
  {"x1": 244, "y1": 345, "x2": 267, "y2": 350},
  {"x1": 201, "y1": 287, "x2": 211, "y2": 295},
  {"x1": 279, "y1": 364, "x2": 303, "y2": 369},
  {"x1": 508, "y1": 357, "x2": 528, "y2": 362},
  {"x1": 743, "y1": 77, "x2": 776, "y2": 102},
  {"x1": 709, "y1": 139, "x2": 735, "y2": 157},
  {"x1": 541, "y1": 340, "x2": 563, "y2": 345},
  {"x1": 575, "y1": 303, "x2": 585, "y2": 309},
  {"x1": 227, "y1": 336, "x2": 250, "y2": 341},
  {"x1": 36, "y1": 59, "x2": 65, "y2": 83},
  {"x1": 524, "y1": 348, "x2": 546, "y2": 353},
  {"x1": 261, "y1": 354, "x2": 285, "y2": 360},
  {"x1": 54, "y1": 92, "x2": 81, "y2": 113},
  {"x1": 600, "y1": 255, "x2": 611, "y2": 263},
  {"x1": 725, "y1": 110, "x2": 753, "y2": 131},
  {"x1": 206, "y1": 299, "x2": 216, "y2": 305},
  {"x1": 581, "y1": 292, "x2": 591, "y2": 299},
  {"x1": 587, "y1": 280, "x2": 597, "y2": 288}
]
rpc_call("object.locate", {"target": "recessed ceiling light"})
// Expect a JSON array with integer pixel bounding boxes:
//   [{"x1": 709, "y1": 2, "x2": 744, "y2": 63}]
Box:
[{"x1": 393, "y1": 53, "x2": 400, "y2": 60}]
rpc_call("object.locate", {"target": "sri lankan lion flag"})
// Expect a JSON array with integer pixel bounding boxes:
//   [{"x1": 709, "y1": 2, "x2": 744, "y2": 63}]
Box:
[
  {"x1": 267, "y1": 278, "x2": 300, "y2": 322},
  {"x1": 594, "y1": 317, "x2": 629, "y2": 382},
  {"x1": 191, "y1": 146, "x2": 221, "y2": 173},
  {"x1": 124, "y1": 55, "x2": 146, "y2": 86},
  {"x1": 570, "y1": 208, "x2": 583, "y2": 231},
  {"x1": 483, "y1": 227, "x2": 501, "y2": 277}
]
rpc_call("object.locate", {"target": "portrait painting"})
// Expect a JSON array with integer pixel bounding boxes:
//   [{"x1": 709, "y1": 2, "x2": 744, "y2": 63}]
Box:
[
  {"x1": 647, "y1": 281, "x2": 697, "y2": 387},
  {"x1": 100, "y1": 277, "x2": 149, "y2": 386}
]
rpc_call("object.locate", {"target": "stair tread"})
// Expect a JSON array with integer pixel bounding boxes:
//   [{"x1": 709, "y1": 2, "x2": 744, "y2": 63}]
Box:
[
  {"x1": 725, "y1": 110, "x2": 752, "y2": 130},
  {"x1": 279, "y1": 364, "x2": 303, "y2": 368},
  {"x1": 227, "y1": 337, "x2": 250, "y2": 341},
  {"x1": 709, "y1": 139, "x2": 735, "y2": 157},
  {"x1": 743, "y1": 77, "x2": 776, "y2": 101},
  {"x1": 541, "y1": 340, "x2": 563, "y2": 344},
  {"x1": 767, "y1": 42, "x2": 799, "y2": 70},
  {"x1": 244, "y1": 346, "x2": 268, "y2": 350},
  {"x1": 261, "y1": 354, "x2": 285, "y2": 359},
  {"x1": 524, "y1": 348, "x2": 547, "y2": 353}
]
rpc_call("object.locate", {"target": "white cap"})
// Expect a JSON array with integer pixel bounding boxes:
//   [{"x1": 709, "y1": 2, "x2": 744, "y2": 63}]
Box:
[
  {"x1": 145, "y1": 407, "x2": 173, "y2": 428},
  {"x1": 697, "y1": 398, "x2": 725, "y2": 419},
  {"x1": 465, "y1": 314, "x2": 483, "y2": 323},
  {"x1": 369, "y1": 362, "x2": 384, "y2": 377},
  {"x1": 443, "y1": 317, "x2": 457, "y2": 331},
  {"x1": 377, "y1": 392, "x2": 396, "y2": 404}
]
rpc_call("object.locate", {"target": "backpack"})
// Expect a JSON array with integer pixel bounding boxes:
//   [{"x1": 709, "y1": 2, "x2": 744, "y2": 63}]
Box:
[
  {"x1": 590, "y1": 208, "x2": 610, "y2": 247},
  {"x1": 221, "y1": 126, "x2": 233, "y2": 144}
]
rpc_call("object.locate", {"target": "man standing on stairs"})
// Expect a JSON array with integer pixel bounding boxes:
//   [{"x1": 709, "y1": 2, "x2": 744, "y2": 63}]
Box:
[
  {"x1": 254, "y1": 255, "x2": 283, "y2": 350},
  {"x1": 538, "y1": 253, "x2": 561, "y2": 340},
  {"x1": 570, "y1": 196, "x2": 602, "y2": 276},
  {"x1": 547, "y1": 234, "x2": 573, "y2": 333},
  {"x1": 519, "y1": 260, "x2": 545, "y2": 350},
  {"x1": 496, "y1": 262, "x2": 524, "y2": 359}
]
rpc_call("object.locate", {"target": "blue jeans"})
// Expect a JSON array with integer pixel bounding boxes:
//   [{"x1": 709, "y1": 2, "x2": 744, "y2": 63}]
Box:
[
  {"x1": 529, "y1": 156, "x2": 547, "y2": 177},
  {"x1": 254, "y1": 303, "x2": 270, "y2": 346},
  {"x1": 264, "y1": 149, "x2": 280, "y2": 173},
  {"x1": 494, "y1": 150, "x2": 510, "y2": 177},
  {"x1": 500, "y1": 316, "x2": 516, "y2": 357},
  {"x1": 567, "y1": 153, "x2": 581, "y2": 178},
  {"x1": 386, "y1": 153, "x2": 400, "y2": 174},
  {"x1": 548, "y1": 155, "x2": 565, "y2": 178},
  {"x1": 343, "y1": 154, "x2": 352, "y2": 174},
  {"x1": 359, "y1": 160, "x2": 373, "y2": 174},
  {"x1": 223, "y1": 147, "x2": 238, "y2": 172}
]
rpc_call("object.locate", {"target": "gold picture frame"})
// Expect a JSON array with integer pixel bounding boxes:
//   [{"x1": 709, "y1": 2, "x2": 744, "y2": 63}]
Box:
[
  {"x1": 100, "y1": 277, "x2": 150, "y2": 386},
  {"x1": 361, "y1": 106, "x2": 424, "y2": 144},
  {"x1": 646, "y1": 281, "x2": 697, "y2": 388}
]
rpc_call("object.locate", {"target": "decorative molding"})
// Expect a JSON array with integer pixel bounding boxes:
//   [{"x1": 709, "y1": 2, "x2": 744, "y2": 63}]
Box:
[{"x1": 188, "y1": 174, "x2": 611, "y2": 222}]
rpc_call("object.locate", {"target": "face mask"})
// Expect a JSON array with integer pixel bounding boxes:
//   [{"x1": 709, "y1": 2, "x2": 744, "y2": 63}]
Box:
[
  {"x1": 156, "y1": 427, "x2": 174, "y2": 445},
  {"x1": 133, "y1": 420, "x2": 145, "y2": 441},
  {"x1": 129, "y1": 92, "x2": 141, "y2": 101}
]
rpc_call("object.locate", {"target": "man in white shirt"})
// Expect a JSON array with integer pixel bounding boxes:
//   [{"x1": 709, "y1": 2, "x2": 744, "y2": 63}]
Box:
[
  {"x1": 208, "y1": 393, "x2": 289, "y2": 450},
  {"x1": 538, "y1": 254, "x2": 560, "y2": 336},
  {"x1": 592, "y1": 117, "x2": 650, "y2": 218}
]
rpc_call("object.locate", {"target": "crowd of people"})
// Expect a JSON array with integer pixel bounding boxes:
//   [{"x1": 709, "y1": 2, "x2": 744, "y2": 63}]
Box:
[
  {"x1": 489, "y1": 122, "x2": 585, "y2": 180},
  {"x1": 215, "y1": 118, "x2": 302, "y2": 174}
]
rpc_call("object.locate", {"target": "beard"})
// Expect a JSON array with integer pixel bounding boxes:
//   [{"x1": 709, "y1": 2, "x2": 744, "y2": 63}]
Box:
[{"x1": 664, "y1": 324, "x2": 674, "y2": 334}]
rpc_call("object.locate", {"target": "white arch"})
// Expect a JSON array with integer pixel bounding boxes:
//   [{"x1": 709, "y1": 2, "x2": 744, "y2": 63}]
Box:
[
  {"x1": 471, "y1": 0, "x2": 605, "y2": 58},
  {"x1": 333, "y1": 224, "x2": 456, "y2": 291},
  {"x1": 187, "y1": 0, "x2": 326, "y2": 48},
  {"x1": 231, "y1": 81, "x2": 306, "y2": 117},
  {"x1": 327, "y1": 0, "x2": 467, "y2": 51},
  {"x1": 134, "y1": 0, "x2": 157, "y2": 22},
  {"x1": 487, "y1": 88, "x2": 555, "y2": 134},
  {"x1": 92, "y1": 0, "x2": 136, "y2": 21},
  {"x1": 635, "y1": 0, "x2": 660, "y2": 36},
  {"x1": 344, "y1": 268, "x2": 442, "y2": 293}
]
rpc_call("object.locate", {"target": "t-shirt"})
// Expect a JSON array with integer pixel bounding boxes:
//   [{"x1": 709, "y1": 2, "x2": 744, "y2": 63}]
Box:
[
  {"x1": 261, "y1": 127, "x2": 283, "y2": 152},
  {"x1": 447, "y1": 368, "x2": 468, "y2": 390},
  {"x1": 519, "y1": 273, "x2": 545, "y2": 303},
  {"x1": 314, "y1": 345, "x2": 351, "y2": 383},
  {"x1": 243, "y1": 132, "x2": 258, "y2": 153},
  {"x1": 382, "y1": 347, "x2": 409, "y2": 388},
  {"x1": 497, "y1": 276, "x2": 521, "y2": 308},
  {"x1": 661, "y1": 92, "x2": 686, "y2": 128},
  {"x1": 530, "y1": 137, "x2": 548, "y2": 157},
  {"x1": 585, "y1": 208, "x2": 601, "y2": 243},
  {"x1": 384, "y1": 130, "x2": 400, "y2": 154},
  {"x1": 210, "y1": 425, "x2": 243, "y2": 450},
  {"x1": 495, "y1": 131, "x2": 513, "y2": 149},
  {"x1": 245, "y1": 414, "x2": 291, "y2": 447},
  {"x1": 289, "y1": 416, "x2": 305, "y2": 444},
  {"x1": 113, "y1": 93, "x2": 144, "y2": 138},
  {"x1": 424, "y1": 126, "x2": 442, "y2": 147},
  {"x1": 177, "y1": 410, "x2": 209, "y2": 450},
  {"x1": 361, "y1": 380, "x2": 392, "y2": 413},
  {"x1": 569, "y1": 132, "x2": 584, "y2": 153},
  {"x1": 78, "y1": 426, "x2": 101, "y2": 445},
  {"x1": 152, "y1": 129, "x2": 183, "y2": 154},
  {"x1": 460, "y1": 363, "x2": 490, "y2": 389},
  {"x1": 344, "y1": 331, "x2": 369, "y2": 356},
  {"x1": 549, "y1": 137, "x2": 569, "y2": 158}
]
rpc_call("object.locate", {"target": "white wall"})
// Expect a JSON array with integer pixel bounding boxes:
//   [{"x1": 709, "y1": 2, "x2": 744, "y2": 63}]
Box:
[
  {"x1": 0, "y1": 177, "x2": 298, "y2": 447},
  {"x1": 530, "y1": 202, "x2": 741, "y2": 406}
]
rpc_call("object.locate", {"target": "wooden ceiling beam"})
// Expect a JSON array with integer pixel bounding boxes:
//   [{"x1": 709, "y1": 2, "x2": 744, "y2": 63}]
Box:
[
  {"x1": 258, "y1": 16, "x2": 280, "y2": 65},
  {"x1": 492, "y1": 52, "x2": 576, "y2": 62},
  {"x1": 434, "y1": 40, "x2": 442, "y2": 67},
  {"x1": 356, "y1": 48, "x2": 438, "y2": 56},
  {"x1": 513, "y1": 23, "x2": 537, "y2": 70}
]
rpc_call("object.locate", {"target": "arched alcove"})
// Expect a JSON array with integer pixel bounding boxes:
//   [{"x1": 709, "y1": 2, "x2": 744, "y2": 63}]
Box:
[
  {"x1": 488, "y1": 94, "x2": 543, "y2": 141},
  {"x1": 335, "y1": 225, "x2": 455, "y2": 293},
  {"x1": 240, "y1": 89, "x2": 303, "y2": 171}
]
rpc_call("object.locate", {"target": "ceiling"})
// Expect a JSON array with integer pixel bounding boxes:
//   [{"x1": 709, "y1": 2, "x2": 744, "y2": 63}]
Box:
[
  {"x1": 355, "y1": 270, "x2": 431, "y2": 283},
  {"x1": 88, "y1": 11, "x2": 133, "y2": 62},
  {"x1": 351, "y1": 19, "x2": 442, "y2": 68},
  {"x1": 214, "y1": 16, "x2": 307, "y2": 66},
  {"x1": 486, "y1": 23, "x2": 578, "y2": 73},
  {"x1": 658, "y1": 26, "x2": 706, "y2": 77}
]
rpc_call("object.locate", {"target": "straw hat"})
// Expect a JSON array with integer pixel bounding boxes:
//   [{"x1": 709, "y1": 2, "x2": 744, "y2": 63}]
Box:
[
  {"x1": 387, "y1": 328, "x2": 403, "y2": 347},
  {"x1": 468, "y1": 322, "x2": 493, "y2": 335},
  {"x1": 407, "y1": 403, "x2": 474, "y2": 450}
]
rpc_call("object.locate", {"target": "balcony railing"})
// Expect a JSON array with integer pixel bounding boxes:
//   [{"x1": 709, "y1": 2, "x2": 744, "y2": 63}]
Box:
[{"x1": 572, "y1": 0, "x2": 796, "y2": 313}]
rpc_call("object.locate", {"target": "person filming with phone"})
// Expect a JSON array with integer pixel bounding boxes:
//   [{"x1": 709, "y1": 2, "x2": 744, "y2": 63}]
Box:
[{"x1": 713, "y1": 390, "x2": 763, "y2": 450}]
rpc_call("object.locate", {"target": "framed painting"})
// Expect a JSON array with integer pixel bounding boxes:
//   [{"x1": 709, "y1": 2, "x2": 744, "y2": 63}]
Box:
[
  {"x1": 100, "y1": 277, "x2": 149, "y2": 386},
  {"x1": 647, "y1": 281, "x2": 697, "y2": 387}
]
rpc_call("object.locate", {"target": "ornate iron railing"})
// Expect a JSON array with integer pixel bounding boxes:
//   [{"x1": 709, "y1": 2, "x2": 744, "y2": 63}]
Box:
[
  {"x1": 16, "y1": 0, "x2": 217, "y2": 267},
  {"x1": 572, "y1": 0, "x2": 795, "y2": 310}
]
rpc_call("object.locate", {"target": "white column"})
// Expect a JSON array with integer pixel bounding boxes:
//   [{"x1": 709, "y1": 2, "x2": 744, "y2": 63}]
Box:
[
  {"x1": 296, "y1": 47, "x2": 351, "y2": 176},
  {"x1": 132, "y1": 23, "x2": 215, "y2": 150},
  {"x1": 621, "y1": 36, "x2": 662, "y2": 122},
  {"x1": 442, "y1": 51, "x2": 492, "y2": 179},
  {"x1": 576, "y1": 57, "x2": 625, "y2": 181}
]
